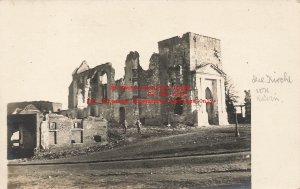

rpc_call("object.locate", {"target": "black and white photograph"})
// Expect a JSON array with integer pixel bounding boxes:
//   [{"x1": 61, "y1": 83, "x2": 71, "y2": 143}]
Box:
[{"x1": 1, "y1": 1, "x2": 299, "y2": 189}]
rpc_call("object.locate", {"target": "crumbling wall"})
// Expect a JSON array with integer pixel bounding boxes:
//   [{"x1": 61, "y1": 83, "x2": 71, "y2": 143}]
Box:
[
  {"x1": 40, "y1": 113, "x2": 108, "y2": 149},
  {"x1": 158, "y1": 33, "x2": 193, "y2": 125},
  {"x1": 68, "y1": 61, "x2": 117, "y2": 122},
  {"x1": 189, "y1": 33, "x2": 222, "y2": 70},
  {"x1": 138, "y1": 53, "x2": 162, "y2": 125},
  {"x1": 82, "y1": 116, "x2": 107, "y2": 143},
  {"x1": 118, "y1": 51, "x2": 140, "y2": 126},
  {"x1": 46, "y1": 114, "x2": 73, "y2": 147}
]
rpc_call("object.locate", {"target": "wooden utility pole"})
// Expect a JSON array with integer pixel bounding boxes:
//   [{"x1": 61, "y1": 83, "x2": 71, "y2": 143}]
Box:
[{"x1": 234, "y1": 105, "x2": 241, "y2": 137}]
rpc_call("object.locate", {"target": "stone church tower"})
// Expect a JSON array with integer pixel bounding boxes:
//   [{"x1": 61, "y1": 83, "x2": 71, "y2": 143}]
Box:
[{"x1": 158, "y1": 32, "x2": 229, "y2": 126}]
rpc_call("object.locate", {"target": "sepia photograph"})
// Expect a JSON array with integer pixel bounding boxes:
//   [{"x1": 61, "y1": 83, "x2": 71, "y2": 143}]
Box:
[{"x1": 1, "y1": 1, "x2": 299, "y2": 189}]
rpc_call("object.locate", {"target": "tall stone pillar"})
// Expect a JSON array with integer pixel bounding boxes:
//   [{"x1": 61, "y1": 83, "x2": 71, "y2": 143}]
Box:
[
  {"x1": 218, "y1": 78, "x2": 229, "y2": 125},
  {"x1": 212, "y1": 79, "x2": 219, "y2": 124},
  {"x1": 197, "y1": 75, "x2": 209, "y2": 126},
  {"x1": 215, "y1": 79, "x2": 222, "y2": 125}
]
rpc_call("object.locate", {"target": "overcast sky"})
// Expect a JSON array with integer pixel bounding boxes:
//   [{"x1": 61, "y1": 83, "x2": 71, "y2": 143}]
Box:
[{"x1": 0, "y1": 1, "x2": 299, "y2": 109}]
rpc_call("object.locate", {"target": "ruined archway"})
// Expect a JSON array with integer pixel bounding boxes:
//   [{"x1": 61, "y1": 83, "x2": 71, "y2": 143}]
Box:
[
  {"x1": 99, "y1": 72, "x2": 108, "y2": 99},
  {"x1": 77, "y1": 89, "x2": 86, "y2": 108}
]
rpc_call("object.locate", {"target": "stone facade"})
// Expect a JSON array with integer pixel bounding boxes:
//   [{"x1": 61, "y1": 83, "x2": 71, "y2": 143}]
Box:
[
  {"x1": 40, "y1": 113, "x2": 107, "y2": 149},
  {"x1": 68, "y1": 32, "x2": 229, "y2": 127}
]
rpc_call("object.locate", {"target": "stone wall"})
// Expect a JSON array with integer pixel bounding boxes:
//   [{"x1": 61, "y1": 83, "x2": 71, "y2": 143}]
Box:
[
  {"x1": 82, "y1": 116, "x2": 107, "y2": 143},
  {"x1": 189, "y1": 33, "x2": 222, "y2": 70},
  {"x1": 138, "y1": 53, "x2": 162, "y2": 125},
  {"x1": 68, "y1": 61, "x2": 117, "y2": 122},
  {"x1": 40, "y1": 113, "x2": 107, "y2": 149},
  {"x1": 157, "y1": 33, "x2": 194, "y2": 125},
  {"x1": 119, "y1": 51, "x2": 140, "y2": 125},
  {"x1": 49, "y1": 114, "x2": 73, "y2": 147}
]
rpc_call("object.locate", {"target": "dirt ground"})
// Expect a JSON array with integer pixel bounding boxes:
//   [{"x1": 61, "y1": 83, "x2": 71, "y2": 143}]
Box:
[
  {"x1": 8, "y1": 125, "x2": 251, "y2": 188},
  {"x1": 8, "y1": 158, "x2": 251, "y2": 189}
]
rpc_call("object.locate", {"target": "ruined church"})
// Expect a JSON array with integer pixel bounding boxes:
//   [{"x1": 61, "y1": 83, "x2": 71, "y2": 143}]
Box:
[
  {"x1": 7, "y1": 32, "x2": 229, "y2": 158},
  {"x1": 68, "y1": 32, "x2": 229, "y2": 127}
]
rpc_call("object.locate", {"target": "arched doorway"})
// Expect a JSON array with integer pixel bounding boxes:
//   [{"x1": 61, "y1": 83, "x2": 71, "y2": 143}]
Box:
[
  {"x1": 205, "y1": 87, "x2": 214, "y2": 125},
  {"x1": 174, "y1": 97, "x2": 183, "y2": 115}
]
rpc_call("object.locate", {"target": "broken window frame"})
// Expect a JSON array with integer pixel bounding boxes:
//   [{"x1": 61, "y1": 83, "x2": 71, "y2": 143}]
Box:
[
  {"x1": 71, "y1": 120, "x2": 84, "y2": 144},
  {"x1": 99, "y1": 72, "x2": 108, "y2": 99},
  {"x1": 132, "y1": 69, "x2": 138, "y2": 78},
  {"x1": 49, "y1": 122, "x2": 57, "y2": 131},
  {"x1": 73, "y1": 122, "x2": 83, "y2": 129},
  {"x1": 71, "y1": 129, "x2": 83, "y2": 144},
  {"x1": 49, "y1": 122, "x2": 58, "y2": 145}
]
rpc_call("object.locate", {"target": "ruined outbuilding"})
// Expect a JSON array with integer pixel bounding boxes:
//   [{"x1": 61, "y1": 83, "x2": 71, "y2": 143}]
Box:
[{"x1": 7, "y1": 101, "x2": 107, "y2": 159}]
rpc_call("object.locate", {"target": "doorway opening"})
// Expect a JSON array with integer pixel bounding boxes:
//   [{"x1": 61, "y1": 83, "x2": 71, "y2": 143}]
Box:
[
  {"x1": 174, "y1": 97, "x2": 183, "y2": 115},
  {"x1": 205, "y1": 87, "x2": 214, "y2": 125}
]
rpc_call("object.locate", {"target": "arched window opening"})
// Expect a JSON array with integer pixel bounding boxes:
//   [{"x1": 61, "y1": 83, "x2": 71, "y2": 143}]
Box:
[
  {"x1": 99, "y1": 72, "x2": 108, "y2": 99},
  {"x1": 174, "y1": 97, "x2": 183, "y2": 115},
  {"x1": 174, "y1": 65, "x2": 182, "y2": 84},
  {"x1": 77, "y1": 89, "x2": 85, "y2": 108}
]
